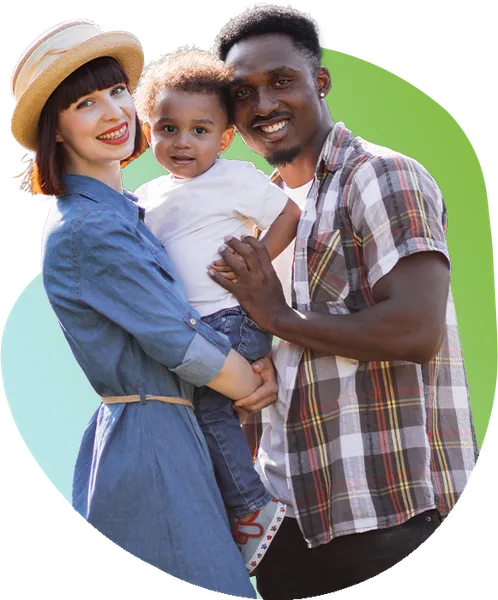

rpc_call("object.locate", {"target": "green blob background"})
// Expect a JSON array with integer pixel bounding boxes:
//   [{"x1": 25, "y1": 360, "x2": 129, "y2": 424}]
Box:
[{"x1": 2, "y1": 49, "x2": 495, "y2": 504}]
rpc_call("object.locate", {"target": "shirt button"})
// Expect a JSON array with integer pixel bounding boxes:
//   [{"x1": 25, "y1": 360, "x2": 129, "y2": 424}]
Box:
[{"x1": 189, "y1": 318, "x2": 197, "y2": 326}]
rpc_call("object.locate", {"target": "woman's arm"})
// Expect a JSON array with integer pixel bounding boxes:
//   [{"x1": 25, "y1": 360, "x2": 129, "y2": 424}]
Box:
[
  {"x1": 207, "y1": 349, "x2": 262, "y2": 399},
  {"x1": 75, "y1": 208, "x2": 261, "y2": 399}
]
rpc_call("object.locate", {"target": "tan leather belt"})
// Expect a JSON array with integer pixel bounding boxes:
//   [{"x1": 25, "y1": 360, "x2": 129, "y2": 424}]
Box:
[{"x1": 101, "y1": 395, "x2": 194, "y2": 409}]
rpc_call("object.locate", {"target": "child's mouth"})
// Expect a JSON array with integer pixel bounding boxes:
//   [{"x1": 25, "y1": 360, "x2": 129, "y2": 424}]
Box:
[{"x1": 171, "y1": 155, "x2": 194, "y2": 164}]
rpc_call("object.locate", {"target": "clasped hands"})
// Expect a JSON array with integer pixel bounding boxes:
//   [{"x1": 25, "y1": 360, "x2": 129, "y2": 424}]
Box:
[{"x1": 207, "y1": 235, "x2": 290, "y2": 414}]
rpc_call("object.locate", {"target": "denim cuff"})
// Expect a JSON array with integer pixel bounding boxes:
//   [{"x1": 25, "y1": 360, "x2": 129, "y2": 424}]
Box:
[{"x1": 171, "y1": 331, "x2": 231, "y2": 386}]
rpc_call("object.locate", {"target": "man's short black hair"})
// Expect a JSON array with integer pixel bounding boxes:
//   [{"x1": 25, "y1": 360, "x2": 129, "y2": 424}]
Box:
[{"x1": 213, "y1": 4, "x2": 322, "y2": 72}]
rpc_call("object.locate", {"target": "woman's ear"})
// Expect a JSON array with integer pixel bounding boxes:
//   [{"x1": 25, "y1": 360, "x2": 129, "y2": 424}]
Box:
[
  {"x1": 219, "y1": 126, "x2": 236, "y2": 154},
  {"x1": 55, "y1": 131, "x2": 64, "y2": 143}
]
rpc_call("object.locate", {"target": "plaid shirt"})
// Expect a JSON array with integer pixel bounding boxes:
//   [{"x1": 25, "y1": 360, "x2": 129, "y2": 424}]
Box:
[{"x1": 245, "y1": 122, "x2": 478, "y2": 548}]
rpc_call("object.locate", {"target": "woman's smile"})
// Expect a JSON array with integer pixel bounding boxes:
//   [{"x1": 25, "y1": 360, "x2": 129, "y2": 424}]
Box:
[{"x1": 97, "y1": 122, "x2": 130, "y2": 144}]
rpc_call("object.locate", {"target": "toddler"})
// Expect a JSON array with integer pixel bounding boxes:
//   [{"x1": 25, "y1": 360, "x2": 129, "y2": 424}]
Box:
[{"x1": 133, "y1": 48, "x2": 301, "y2": 572}]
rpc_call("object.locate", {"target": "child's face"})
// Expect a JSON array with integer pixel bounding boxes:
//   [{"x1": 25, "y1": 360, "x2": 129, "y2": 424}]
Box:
[{"x1": 147, "y1": 89, "x2": 233, "y2": 179}]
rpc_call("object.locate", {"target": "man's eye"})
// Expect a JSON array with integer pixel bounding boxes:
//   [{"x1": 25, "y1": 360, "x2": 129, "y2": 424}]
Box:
[
  {"x1": 275, "y1": 78, "x2": 291, "y2": 86},
  {"x1": 235, "y1": 89, "x2": 250, "y2": 99}
]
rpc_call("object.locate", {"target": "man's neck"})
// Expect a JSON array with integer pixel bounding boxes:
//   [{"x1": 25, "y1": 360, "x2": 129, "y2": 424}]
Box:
[{"x1": 277, "y1": 117, "x2": 334, "y2": 188}]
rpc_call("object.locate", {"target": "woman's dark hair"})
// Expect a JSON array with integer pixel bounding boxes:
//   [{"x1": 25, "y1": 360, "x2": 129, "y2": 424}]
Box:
[
  {"x1": 213, "y1": 5, "x2": 322, "y2": 72},
  {"x1": 33, "y1": 56, "x2": 146, "y2": 196}
]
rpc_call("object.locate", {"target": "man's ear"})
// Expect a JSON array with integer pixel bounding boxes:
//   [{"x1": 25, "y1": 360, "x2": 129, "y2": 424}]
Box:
[
  {"x1": 219, "y1": 126, "x2": 236, "y2": 154},
  {"x1": 316, "y1": 66, "x2": 332, "y2": 99},
  {"x1": 142, "y1": 122, "x2": 152, "y2": 146}
]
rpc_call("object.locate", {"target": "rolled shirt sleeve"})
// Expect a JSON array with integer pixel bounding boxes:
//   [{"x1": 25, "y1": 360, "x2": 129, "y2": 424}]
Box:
[
  {"x1": 75, "y1": 208, "x2": 232, "y2": 387},
  {"x1": 347, "y1": 153, "x2": 451, "y2": 289}
]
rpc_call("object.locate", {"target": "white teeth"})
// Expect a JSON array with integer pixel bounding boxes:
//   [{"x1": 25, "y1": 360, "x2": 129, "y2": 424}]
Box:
[
  {"x1": 260, "y1": 120, "x2": 287, "y2": 133},
  {"x1": 98, "y1": 125, "x2": 127, "y2": 140}
]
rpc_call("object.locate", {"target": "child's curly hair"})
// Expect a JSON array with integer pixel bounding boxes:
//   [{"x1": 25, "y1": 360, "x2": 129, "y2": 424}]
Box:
[{"x1": 134, "y1": 47, "x2": 234, "y2": 125}]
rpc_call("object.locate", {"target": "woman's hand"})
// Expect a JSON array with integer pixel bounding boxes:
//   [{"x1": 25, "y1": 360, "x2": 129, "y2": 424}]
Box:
[
  {"x1": 209, "y1": 258, "x2": 238, "y2": 283},
  {"x1": 233, "y1": 354, "x2": 278, "y2": 414}
]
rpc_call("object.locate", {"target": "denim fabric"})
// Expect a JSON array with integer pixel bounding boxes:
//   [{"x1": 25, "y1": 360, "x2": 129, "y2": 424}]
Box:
[
  {"x1": 195, "y1": 306, "x2": 273, "y2": 517},
  {"x1": 42, "y1": 175, "x2": 255, "y2": 597}
]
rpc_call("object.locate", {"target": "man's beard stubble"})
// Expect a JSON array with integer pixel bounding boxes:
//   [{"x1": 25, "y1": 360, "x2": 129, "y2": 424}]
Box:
[{"x1": 265, "y1": 145, "x2": 301, "y2": 167}]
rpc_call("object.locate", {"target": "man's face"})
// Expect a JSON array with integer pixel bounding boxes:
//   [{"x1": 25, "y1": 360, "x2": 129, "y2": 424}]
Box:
[{"x1": 225, "y1": 33, "x2": 326, "y2": 167}]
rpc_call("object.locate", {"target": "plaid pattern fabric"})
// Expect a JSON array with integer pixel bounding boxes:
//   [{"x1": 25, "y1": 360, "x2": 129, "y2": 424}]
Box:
[{"x1": 243, "y1": 122, "x2": 478, "y2": 548}]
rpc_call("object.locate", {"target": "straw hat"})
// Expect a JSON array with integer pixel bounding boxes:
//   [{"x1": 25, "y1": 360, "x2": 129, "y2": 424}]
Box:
[{"x1": 11, "y1": 19, "x2": 144, "y2": 151}]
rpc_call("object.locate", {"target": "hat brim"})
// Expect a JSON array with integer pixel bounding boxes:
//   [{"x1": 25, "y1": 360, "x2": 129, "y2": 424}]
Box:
[{"x1": 11, "y1": 31, "x2": 144, "y2": 151}]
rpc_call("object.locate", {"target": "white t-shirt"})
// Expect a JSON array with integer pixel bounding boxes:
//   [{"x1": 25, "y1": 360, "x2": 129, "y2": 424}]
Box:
[
  {"x1": 256, "y1": 178, "x2": 313, "y2": 517},
  {"x1": 269, "y1": 179, "x2": 313, "y2": 305},
  {"x1": 135, "y1": 159, "x2": 289, "y2": 317}
]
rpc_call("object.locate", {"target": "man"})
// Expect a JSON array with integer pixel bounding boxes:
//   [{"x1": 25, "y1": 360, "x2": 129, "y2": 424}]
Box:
[{"x1": 208, "y1": 4, "x2": 479, "y2": 599}]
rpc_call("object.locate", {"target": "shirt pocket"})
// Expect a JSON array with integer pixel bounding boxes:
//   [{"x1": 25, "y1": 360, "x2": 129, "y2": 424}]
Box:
[{"x1": 307, "y1": 229, "x2": 350, "y2": 309}]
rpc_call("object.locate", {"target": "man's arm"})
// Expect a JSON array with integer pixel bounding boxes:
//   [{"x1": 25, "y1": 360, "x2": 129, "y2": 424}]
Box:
[{"x1": 209, "y1": 236, "x2": 450, "y2": 364}]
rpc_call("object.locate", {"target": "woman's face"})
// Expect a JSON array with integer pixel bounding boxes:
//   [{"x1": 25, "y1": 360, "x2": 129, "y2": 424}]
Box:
[{"x1": 56, "y1": 83, "x2": 136, "y2": 174}]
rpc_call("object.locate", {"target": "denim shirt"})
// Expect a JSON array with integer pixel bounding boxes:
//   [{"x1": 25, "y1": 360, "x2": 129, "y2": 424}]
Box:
[{"x1": 41, "y1": 174, "x2": 232, "y2": 401}]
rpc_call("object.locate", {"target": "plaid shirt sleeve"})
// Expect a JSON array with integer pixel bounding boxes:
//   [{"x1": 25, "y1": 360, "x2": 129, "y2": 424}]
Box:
[{"x1": 347, "y1": 153, "x2": 451, "y2": 288}]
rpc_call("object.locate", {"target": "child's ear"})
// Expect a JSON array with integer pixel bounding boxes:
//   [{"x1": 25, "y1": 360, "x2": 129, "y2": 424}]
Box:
[
  {"x1": 142, "y1": 122, "x2": 152, "y2": 146},
  {"x1": 219, "y1": 126, "x2": 236, "y2": 154}
]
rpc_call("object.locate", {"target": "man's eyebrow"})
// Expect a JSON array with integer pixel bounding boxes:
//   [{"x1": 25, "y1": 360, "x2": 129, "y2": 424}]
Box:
[{"x1": 230, "y1": 66, "x2": 300, "y2": 86}]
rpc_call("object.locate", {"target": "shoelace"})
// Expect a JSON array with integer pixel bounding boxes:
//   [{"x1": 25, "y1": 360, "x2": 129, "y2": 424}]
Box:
[{"x1": 234, "y1": 509, "x2": 264, "y2": 545}]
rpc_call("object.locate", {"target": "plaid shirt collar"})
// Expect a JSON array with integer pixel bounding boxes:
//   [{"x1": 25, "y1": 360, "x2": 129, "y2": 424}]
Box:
[{"x1": 270, "y1": 122, "x2": 352, "y2": 187}]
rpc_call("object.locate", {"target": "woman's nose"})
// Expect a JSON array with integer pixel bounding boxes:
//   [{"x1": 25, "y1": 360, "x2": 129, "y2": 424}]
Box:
[{"x1": 102, "y1": 97, "x2": 124, "y2": 120}]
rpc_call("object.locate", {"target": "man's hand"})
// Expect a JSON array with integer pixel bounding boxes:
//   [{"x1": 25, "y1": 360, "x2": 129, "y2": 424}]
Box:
[
  {"x1": 208, "y1": 235, "x2": 291, "y2": 333},
  {"x1": 233, "y1": 354, "x2": 277, "y2": 415}
]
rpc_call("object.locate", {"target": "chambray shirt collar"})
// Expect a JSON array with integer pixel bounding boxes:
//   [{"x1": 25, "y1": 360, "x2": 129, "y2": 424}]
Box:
[{"x1": 61, "y1": 174, "x2": 145, "y2": 223}]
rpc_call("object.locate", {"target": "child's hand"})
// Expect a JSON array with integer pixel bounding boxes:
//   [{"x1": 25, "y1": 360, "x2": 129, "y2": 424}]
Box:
[{"x1": 209, "y1": 259, "x2": 239, "y2": 283}]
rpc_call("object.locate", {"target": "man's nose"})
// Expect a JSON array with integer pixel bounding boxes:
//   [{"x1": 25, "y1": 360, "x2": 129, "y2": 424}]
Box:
[{"x1": 254, "y1": 88, "x2": 279, "y2": 116}]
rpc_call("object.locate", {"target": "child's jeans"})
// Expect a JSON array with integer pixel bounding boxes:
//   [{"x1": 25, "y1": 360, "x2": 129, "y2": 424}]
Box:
[{"x1": 194, "y1": 305, "x2": 273, "y2": 518}]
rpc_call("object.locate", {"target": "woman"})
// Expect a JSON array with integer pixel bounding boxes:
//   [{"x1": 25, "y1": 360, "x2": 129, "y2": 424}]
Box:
[{"x1": 10, "y1": 19, "x2": 271, "y2": 597}]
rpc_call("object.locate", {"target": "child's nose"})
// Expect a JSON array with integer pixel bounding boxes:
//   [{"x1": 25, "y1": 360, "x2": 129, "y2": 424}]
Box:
[{"x1": 173, "y1": 132, "x2": 191, "y2": 149}]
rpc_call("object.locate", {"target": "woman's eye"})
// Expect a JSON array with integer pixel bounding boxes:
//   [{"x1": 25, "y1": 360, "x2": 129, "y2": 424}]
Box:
[
  {"x1": 112, "y1": 84, "x2": 127, "y2": 95},
  {"x1": 76, "y1": 98, "x2": 93, "y2": 109}
]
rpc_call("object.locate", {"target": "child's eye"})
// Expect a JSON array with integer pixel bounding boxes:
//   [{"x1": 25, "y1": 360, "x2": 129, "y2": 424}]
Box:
[
  {"x1": 193, "y1": 127, "x2": 207, "y2": 135},
  {"x1": 164, "y1": 125, "x2": 177, "y2": 133}
]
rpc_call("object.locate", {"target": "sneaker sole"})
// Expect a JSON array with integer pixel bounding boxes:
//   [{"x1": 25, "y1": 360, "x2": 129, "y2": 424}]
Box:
[{"x1": 245, "y1": 502, "x2": 287, "y2": 574}]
